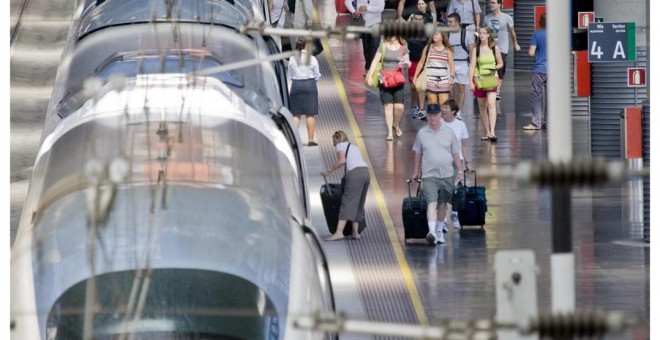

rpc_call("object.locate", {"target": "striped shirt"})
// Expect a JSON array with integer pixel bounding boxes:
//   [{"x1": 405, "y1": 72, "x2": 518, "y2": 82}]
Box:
[{"x1": 425, "y1": 45, "x2": 451, "y2": 92}]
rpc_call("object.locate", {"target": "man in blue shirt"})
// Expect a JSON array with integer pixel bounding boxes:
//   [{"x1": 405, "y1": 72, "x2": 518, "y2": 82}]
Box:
[{"x1": 524, "y1": 13, "x2": 547, "y2": 130}]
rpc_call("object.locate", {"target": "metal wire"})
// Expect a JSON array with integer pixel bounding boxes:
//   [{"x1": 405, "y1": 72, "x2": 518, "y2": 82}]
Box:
[{"x1": 476, "y1": 158, "x2": 649, "y2": 187}]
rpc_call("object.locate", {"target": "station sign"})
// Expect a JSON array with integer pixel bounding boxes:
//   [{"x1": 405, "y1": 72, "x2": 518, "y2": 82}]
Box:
[
  {"x1": 587, "y1": 22, "x2": 636, "y2": 62},
  {"x1": 578, "y1": 12, "x2": 594, "y2": 29},
  {"x1": 627, "y1": 68, "x2": 646, "y2": 87}
]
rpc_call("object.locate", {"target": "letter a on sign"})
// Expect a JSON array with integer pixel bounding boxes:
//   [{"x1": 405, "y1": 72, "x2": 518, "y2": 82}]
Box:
[{"x1": 613, "y1": 41, "x2": 626, "y2": 59}]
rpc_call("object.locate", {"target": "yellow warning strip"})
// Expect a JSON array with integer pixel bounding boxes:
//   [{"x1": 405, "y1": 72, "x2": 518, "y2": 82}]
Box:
[{"x1": 313, "y1": 10, "x2": 429, "y2": 326}]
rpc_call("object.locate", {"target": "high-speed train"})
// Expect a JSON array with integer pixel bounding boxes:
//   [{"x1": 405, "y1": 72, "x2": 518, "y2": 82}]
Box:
[{"x1": 10, "y1": 0, "x2": 336, "y2": 339}]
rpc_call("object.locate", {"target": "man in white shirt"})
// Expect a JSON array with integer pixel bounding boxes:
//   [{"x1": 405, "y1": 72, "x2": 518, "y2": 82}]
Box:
[
  {"x1": 345, "y1": 0, "x2": 385, "y2": 73},
  {"x1": 446, "y1": 0, "x2": 481, "y2": 34},
  {"x1": 440, "y1": 99, "x2": 470, "y2": 231},
  {"x1": 483, "y1": 0, "x2": 520, "y2": 100},
  {"x1": 447, "y1": 12, "x2": 474, "y2": 117},
  {"x1": 269, "y1": 0, "x2": 288, "y2": 28},
  {"x1": 292, "y1": 0, "x2": 315, "y2": 45}
]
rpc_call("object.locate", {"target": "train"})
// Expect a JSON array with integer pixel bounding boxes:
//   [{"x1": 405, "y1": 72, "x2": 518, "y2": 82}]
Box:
[{"x1": 10, "y1": 0, "x2": 336, "y2": 339}]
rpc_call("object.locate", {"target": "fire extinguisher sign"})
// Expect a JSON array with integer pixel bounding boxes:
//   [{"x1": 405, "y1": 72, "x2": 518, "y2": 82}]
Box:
[
  {"x1": 578, "y1": 12, "x2": 594, "y2": 29},
  {"x1": 627, "y1": 68, "x2": 646, "y2": 87}
]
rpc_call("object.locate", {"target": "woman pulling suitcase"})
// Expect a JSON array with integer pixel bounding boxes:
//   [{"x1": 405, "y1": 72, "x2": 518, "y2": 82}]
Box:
[{"x1": 321, "y1": 131, "x2": 371, "y2": 240}]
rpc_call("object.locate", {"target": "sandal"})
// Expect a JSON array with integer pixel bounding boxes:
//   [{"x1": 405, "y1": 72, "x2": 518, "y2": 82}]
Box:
[
  {"x1": 386, "y1": 136, "x2": 394, "y2": 141},
  {"x1": 325, "y1": 235, "x2": 345, "y2": 241},
  {"x1": 481, "y1": 136, "x2": 490, "y2": 141},
  {"x1": 490, "y1": 135, "x2": 498, "y2": 142},
  {"x1": 394, "y1": 127, "x2": 402, "y2": 137}
]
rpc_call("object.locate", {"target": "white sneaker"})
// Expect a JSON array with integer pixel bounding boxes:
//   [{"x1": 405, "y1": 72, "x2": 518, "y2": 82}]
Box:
[
  {"x1": 451, "y1": 212, "x2": 461, "y2": 229},
  {"x1": 456, "y1": 110, "x2": 463, "y2": 120},
  {"x1": 437, "y1": 221, "x2": 448, "y2": 234},
  {"x1": 436, "y1": 232, "x2": 446, "y2": 244},
  {"x1": 417, "y1": 109, "x2": 427, "y2": 120}
]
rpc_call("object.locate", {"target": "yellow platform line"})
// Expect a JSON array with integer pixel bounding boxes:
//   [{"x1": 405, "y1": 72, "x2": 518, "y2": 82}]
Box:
[{"x1": 313, "y1": 10, "x2": 429, "y2": 326}]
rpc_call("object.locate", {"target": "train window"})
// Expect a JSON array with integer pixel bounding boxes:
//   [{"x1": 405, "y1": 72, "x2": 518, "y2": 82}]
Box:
[
  {"x1": 76, "y1": 0, "x2": 255, "y2": 41},
  {"x1": 97, "y1": 56, "x2": 244, "y2": 87}
]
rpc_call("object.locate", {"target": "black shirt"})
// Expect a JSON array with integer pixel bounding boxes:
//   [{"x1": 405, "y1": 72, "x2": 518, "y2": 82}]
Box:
[{"x1": 408, "y1": 38, "x2": 427, "y2": 62}]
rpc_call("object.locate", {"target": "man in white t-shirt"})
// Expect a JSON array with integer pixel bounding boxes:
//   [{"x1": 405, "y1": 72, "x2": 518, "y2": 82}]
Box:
[
  {"x1": 269, "y1": 0, "x2": 288, "y2": 28},
  {"x1": 447, "y1": 13, "x2": 474, "y2": 118},
  {"x1": 441, "y1": 99, "x2": 470, "y2": 231},
  {"x1": 446, "y1": 0, "x2": 481, "y2": 33},
  {"x1": 483, "y1": 0, "x2": 520, "y2": 100}
]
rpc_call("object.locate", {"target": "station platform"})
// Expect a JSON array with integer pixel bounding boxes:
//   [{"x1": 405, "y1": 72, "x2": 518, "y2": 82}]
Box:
[{"x1": 299, "y1": 0, "x2": 650, "y2": 337}]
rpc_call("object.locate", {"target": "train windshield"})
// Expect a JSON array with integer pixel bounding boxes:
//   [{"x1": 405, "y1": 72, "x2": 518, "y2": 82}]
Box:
[
  {"x1": 98, "y1": 54, "x2": 244, "y2": 87},
  {"x1": 76, "y1": 0, "x2": 255, "y2": 41}
]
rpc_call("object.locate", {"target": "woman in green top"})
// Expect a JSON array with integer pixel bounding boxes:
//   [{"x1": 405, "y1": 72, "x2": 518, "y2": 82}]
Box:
[{"x1": 468, "y1": 26, "x2": 503, "y2": 142}]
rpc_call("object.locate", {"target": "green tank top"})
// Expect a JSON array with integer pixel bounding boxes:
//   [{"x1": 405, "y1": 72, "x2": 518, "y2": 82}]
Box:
[{"x1": 476, "y1": 46, "x2": 496, "y2": 76}]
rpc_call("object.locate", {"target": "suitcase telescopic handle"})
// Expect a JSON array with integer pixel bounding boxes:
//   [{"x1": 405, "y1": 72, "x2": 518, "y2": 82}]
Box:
[
  {"x1": 323, "y1": 175, "x2": 333, "y2": 195},
  {"x1": 405, "y1": 178, "x2": 422, "y2": 199},
  {"x1": 463, "y1": 169, "x2": 477, "y2": 188}
]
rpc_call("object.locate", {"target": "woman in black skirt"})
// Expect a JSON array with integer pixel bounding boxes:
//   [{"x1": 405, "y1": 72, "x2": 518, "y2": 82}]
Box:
[{"x1": 288, "y1": 38, "x2": 322, "y2": 146}]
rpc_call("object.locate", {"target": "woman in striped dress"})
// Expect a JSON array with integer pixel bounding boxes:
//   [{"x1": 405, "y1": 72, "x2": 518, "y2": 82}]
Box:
[{"x1": 413, "y1": 31, "x2": 455, "y2": 107}]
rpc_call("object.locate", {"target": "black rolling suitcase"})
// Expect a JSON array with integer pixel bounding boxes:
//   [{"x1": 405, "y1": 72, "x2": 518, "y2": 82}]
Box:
[
  {"x1": 402, "y1": 179, "x2": 428, "y2": 241},
  {"x1": 320, "y1": 176, "x2": 367, "y2": 236},
  {"x1": 456, "y1": 170, "x2": 487, "y2": 229}
]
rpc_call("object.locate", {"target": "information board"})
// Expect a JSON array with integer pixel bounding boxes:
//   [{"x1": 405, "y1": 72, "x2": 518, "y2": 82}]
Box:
[{"x1": 587, "y1": 22, "x2": 636, "y2": 62}]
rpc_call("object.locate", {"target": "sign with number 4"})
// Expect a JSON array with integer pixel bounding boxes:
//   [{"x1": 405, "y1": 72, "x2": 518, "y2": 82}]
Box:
[{"x1": 587, "y1": 22, "x2": 636, "y2": 63}]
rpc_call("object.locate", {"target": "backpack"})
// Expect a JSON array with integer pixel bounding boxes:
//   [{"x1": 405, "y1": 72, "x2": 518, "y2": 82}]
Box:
[{"x1": 460, "y1": 23, "x2": 471, "y2": 59}]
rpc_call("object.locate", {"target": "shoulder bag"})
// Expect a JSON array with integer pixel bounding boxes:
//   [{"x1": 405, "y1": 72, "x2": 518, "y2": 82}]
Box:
[
  {"x1": 413, "y1": 46, "x2": 431, "y2": 92},
  {"x1": 470, "y1": 0, "x2": 479, "y2": 26},
  {"x1": 366, "y1": 45, "x2": 385, "y2": 88},
  {"x1": 340, "y1": 143, "x2": 352, "y2": 192}
]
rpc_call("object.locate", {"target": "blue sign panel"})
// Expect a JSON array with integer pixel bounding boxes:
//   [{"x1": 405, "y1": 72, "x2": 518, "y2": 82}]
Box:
[{"x1": 587, "y1": 22, "x2": 636, "y2": 62}]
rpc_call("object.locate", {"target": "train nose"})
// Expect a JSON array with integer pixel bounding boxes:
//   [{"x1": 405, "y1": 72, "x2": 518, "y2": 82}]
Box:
[{"x1": 46, "y1": 269, "x2": 281, "y2": 340}]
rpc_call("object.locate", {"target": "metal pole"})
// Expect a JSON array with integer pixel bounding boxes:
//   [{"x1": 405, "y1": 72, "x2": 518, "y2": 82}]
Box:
[
  {"x1": 546, "y1": 0, "x2": 575, "y2": 313},
  {"x1": 634, "y1": 61, "x2": 638, "y2": 106}
]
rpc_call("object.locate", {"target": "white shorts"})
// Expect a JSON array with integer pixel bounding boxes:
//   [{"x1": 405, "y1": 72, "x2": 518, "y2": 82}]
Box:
[{"x1": 454, "y1": 61, "x2": 469, "y2": 85}]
